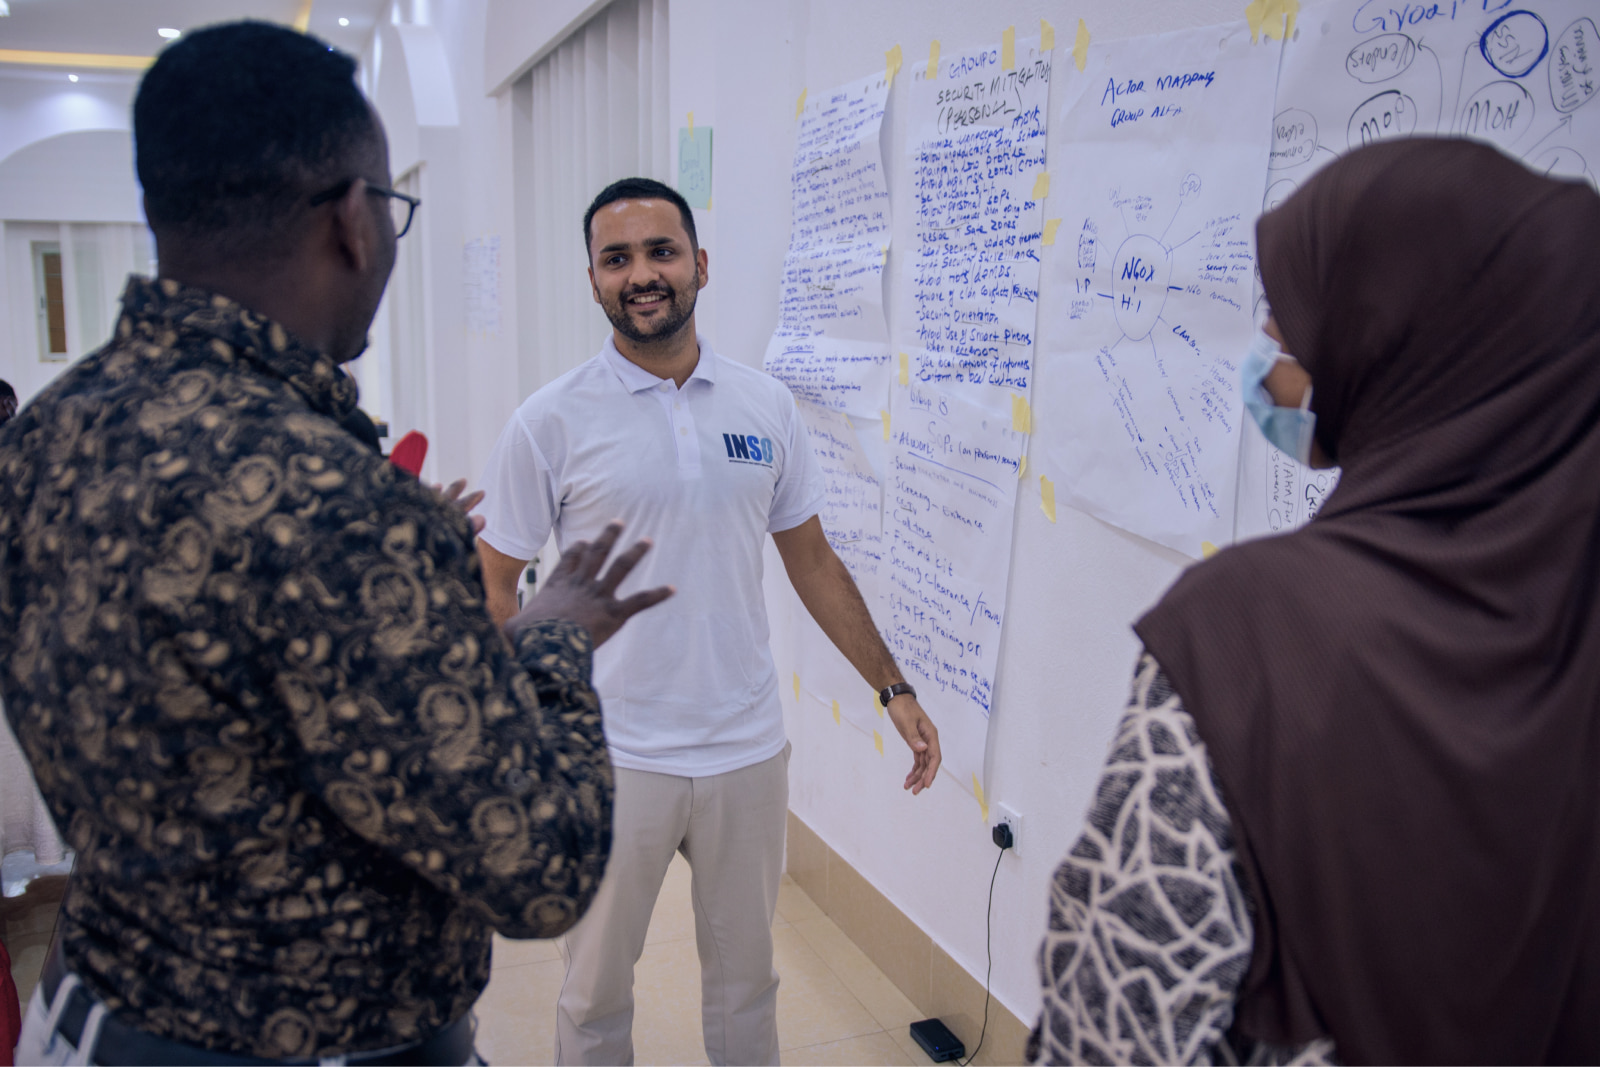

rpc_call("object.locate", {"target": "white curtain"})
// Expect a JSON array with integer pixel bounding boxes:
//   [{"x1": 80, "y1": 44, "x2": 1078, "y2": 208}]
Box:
[{"x1": 515, "y1": 0, "x2": 671, "y2": 398}]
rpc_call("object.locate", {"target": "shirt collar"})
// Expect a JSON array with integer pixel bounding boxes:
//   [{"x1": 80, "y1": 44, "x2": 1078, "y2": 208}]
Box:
[
  {"x1": 118, "y1": 275, "x2": 360, "y2": 420},
  {"x1": 601, "y1": 334, "x2": 718, "y2": 393}
]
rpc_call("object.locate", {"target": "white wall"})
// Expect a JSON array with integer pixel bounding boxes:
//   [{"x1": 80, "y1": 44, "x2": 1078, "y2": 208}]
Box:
[
  {"x1": 431, "y1": 0, "x2": 1248, "y2": 1031},
  {"x1": 0, "y1": 0, "x2": 1254, "y2": 1029},
  {"x1": 0, "y1": 69, "x2": 144, "y2": 406}
]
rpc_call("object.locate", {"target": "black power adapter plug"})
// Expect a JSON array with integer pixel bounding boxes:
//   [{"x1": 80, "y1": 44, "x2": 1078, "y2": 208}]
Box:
[{"x1": 991, "y1": 821, "x2": 1014, "y2": 851}]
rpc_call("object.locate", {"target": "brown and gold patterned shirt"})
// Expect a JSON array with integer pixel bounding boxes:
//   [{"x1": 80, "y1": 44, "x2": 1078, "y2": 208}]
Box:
[{"x1": 0, "y1": 277, "x2": 613, "y2": 1058}]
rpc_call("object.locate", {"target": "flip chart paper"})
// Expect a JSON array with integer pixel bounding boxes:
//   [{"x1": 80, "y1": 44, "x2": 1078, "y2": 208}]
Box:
[
  {"x1": 1036, "y1": 21, "x2": 1280, "y2": 557},
  {"x1": 1238, "y1": 0, "x2": 1599, "y2": 542},
  {"x1": 901, "y1": 38, "x2": 1051, "y2": 419},
  {"x1": 766, "y1": 72, "x2": 894, "y2": 419},
  {"x1": 884, "y1": 382, "x2": 1024, "y2": 794}
]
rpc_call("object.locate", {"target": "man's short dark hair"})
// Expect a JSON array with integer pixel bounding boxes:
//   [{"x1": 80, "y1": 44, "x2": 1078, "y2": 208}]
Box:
[
  {"x1": 583, "y1": 178, "x2": 699, "y2": 255},
  {"x1": 134, "y1": 21, "x2": 379, "y2": 259},
  {"x1": 0, "y1": 380, "x2": 14, "y2": 403}
]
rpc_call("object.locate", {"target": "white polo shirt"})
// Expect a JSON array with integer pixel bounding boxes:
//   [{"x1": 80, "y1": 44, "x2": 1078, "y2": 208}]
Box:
[{"x1": 478, "y1": 336, "x2": 825, "y2": 777}]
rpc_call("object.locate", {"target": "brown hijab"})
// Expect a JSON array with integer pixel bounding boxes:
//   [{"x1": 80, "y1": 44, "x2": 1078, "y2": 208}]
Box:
[{"x1": 1135, "y1": 140, "x2": 1600, "y2": 1064}]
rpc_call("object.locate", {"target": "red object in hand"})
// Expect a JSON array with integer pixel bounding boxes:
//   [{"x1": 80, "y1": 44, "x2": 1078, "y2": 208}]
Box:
[{"x1": 389, "y1": 431, "x2": 428, "y2": 476}]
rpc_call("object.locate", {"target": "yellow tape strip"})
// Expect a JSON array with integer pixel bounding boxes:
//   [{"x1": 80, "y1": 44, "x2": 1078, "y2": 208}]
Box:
[
  {"x1": 1001, "y1": 26, "x2": 1016, "y2": 70},
  {"x1": 1012, "y1": 394, "x2": 1032, "y2": 434},
  {"x1": 881, "y1": 409, "x2": 891, "y2": 441},
  {"x1": 796, "y1": 88, "x2": 808, "y2": 118},
  {"x1": 1041, "y1": 474, "x2": 1058, "y2": 522},
  {"x1": 1041, "y1": 19, "x2": 1056, "y2": 51},
  {"x1": 1042, "y1": 218, "x2": 1063, "y2": 246},
  {"x1": 886, "y1": 44, "x2": 903, "y2": 88},
  {"x1": 973, "y1": 775, "x2": 990, "y2": 822},
  {"x1": 1073, "y1": 19, "x2": 1091, "y2": 72},
  {"x1": 832, "y1": 699, "x2": 841, "y2": 724},
  {"x1": 929, "y1": 40, "x2": 941, "y2": 76},
  {"x1": 898, "y1": 352, "x2": 909, "y2": 386},
  {"x1": 874, "y1": 730, "x2": 884, "y2": 755},
  {"x1": 1032, "y1": 171, "x2": 1050, "y2": 202}
]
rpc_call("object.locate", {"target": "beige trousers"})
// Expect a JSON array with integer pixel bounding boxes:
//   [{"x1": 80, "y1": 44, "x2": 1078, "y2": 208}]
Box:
[{"x1": 555, "y1": 745, "x2": 789, "y2": 1066}]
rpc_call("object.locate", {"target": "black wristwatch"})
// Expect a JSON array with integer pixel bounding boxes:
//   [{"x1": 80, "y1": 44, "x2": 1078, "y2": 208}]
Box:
[{"x1": 878, "y1": 682, "x2": 916, "y2": 707}]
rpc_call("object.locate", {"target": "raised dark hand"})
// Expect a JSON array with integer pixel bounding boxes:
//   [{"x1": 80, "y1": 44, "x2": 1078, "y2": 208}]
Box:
[{"x1": 504, "y1": 520, "x2": 675, "y2": 647}]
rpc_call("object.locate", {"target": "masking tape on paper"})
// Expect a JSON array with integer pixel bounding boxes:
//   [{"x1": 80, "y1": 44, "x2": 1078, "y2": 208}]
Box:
[
  {"x1": 973, "y1": 775, "x2": 990, "y2": 822},
  {"x1": 881, "y1": 409, "x2": 891, "y2": 441},
  {"x1": 885, "y1": 44, "x2": 903, "y2": 87},
  {"x1": 898, "y1": 352, "x2": 909, "y2": 386},
  {"x1": 1202, "y1": 541, "x2": 1220, "y2": 559},
  {"x1": 1018, "y1": 453, "x2": 1028, "y2": 479},
  {"x1": 832, "y1": 699, "x2": 841, "y2": 724},
  {"x1": 793, "y1": 673, "x2": 801, "y2": 701},
  {"x1": 1041, "y1": 19, "x2": 1055, "y2": 51},
  {"x1": 874, "y1": 730, "x2": 884, "y2": 755},
  {"x1": 1041, "y1": 474, "x2": 1057, "y2": 523},
  {"x1": 1043, "y1": 218, "x2": 1062, "y2": 246},
  {"x1": 687, "y1": 111, "x2": 694, "y2": 133},
  {"x1": 1073, "y1": 19, "x2": 1091, "y2": 72},
  {"x1": 795, "y1": 88, "x2": 807, "y2": 118},
  {"x1": 1246, "y1": 0, "x2": 1299, "y2": 42},
  {"x1": 929, "y1": 40, "x2": 941, "y2": 76},
  {"x1": 1032, "y1": 171, "x2": 1050, "y2": 202},
  {"x1": 1001, "y1": 26, "x2": 1016, "y2": 70},
  {"x1": 1012, "y1": 393, "x2": 1032, "y2": 434}
]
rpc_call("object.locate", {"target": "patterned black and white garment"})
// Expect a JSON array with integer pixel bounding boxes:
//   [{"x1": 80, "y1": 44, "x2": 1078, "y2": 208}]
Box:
[{"x1": 1029, "y1": 653, "x2": 1338, "y2": 1066}]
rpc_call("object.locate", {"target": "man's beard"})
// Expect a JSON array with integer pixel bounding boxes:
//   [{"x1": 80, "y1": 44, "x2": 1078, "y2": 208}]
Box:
[{"x1": 602, "y1": 272, "x2": 698, "y2": 345}]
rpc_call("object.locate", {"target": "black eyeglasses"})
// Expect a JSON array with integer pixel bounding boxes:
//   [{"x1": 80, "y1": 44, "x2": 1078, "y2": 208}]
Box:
[{"x1": 309, "y1": 179, "x2": 421, "y2": 238}]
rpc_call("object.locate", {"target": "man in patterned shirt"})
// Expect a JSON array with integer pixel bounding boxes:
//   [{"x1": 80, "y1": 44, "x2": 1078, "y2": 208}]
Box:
[{"x1": 0, "y1": 21, "x2": 669, "y2": 1065}]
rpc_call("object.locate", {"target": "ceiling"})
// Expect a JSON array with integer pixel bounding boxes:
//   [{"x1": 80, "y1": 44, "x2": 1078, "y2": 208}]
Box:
[{"x1": 0, "y1": 0, "x2": 391, "y2": 66}]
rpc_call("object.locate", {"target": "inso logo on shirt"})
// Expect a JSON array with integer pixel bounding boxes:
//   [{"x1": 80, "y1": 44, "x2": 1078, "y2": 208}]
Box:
[{"x1": 722, "y1": 432, "x2": 775, "y2": 466}]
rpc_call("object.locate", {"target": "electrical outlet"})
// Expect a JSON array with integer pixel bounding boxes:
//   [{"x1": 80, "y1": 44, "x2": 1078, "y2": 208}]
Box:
[{"x1": 996, "y1": 802, "x2": 1024, "y2": 856}]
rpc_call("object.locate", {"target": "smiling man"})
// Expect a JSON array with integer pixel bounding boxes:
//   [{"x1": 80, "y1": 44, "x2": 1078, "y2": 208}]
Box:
[{"x1": 476, "y1": 177, "x2": 942, "y2": 1065}]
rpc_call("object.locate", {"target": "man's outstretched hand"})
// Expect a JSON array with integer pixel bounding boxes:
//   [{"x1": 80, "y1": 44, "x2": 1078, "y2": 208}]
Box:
[
  {"x1": 886, "y1": 694, "x2": 941, "y2": 794},
  {"x1": 505, "y1": 520, "x2": 674, "y2": 647}
]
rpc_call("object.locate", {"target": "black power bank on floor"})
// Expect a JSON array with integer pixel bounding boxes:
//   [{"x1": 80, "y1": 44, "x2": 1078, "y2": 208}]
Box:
[{"x1": 909, "y1": 1018, "x2": 966, "y2": 1062}]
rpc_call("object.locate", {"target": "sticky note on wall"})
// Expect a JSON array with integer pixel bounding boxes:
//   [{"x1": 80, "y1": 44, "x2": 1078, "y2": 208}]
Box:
[{"x1": 677, "y1": 126, "x2": 712, "y2": 210}]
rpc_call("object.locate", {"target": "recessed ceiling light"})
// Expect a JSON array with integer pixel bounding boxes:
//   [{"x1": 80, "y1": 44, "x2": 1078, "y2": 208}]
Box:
[
  {"x1": 157, "y1": 27, "x2": 181, "y2": 39},
  {"x1": 68, "y1": 74, "x2": 79, "y2": 82},
  {"x1": 339, "y1": 17, "x2": 350, "y2": 26}
]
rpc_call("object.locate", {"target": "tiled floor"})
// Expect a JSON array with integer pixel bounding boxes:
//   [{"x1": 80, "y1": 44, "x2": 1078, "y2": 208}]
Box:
[
  {"x1": 4, "y1": 862, "x2": 938, "y2": 1066},
  {"x1": 476, "y1": 854, "x2": 941, "y2": 1065}
]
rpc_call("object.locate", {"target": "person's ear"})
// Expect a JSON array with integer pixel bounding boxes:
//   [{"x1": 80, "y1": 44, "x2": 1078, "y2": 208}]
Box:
[
  {"x1": 695, "y1": 246, "x2": 709, "y2": 290},
  {"x1": 588, "y1": 265, "x2": 602, "y2": 305},
  {"x1": 331, "y1": 178, "x2": 378, "y2": 274}
]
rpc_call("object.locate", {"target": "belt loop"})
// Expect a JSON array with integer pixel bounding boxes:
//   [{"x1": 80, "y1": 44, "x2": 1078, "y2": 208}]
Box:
[
  {"x1": 41, "y1": 972, "x2": 83, "y2": 1058},
  {"x1": 69, "y1": 1002, "x2": 109, "y2": 1067}
]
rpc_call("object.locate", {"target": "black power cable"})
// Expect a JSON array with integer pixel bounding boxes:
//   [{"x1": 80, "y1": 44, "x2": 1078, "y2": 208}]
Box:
[{"x1": 961, "y1": 823, "x2": 1012, "y2": 1066}]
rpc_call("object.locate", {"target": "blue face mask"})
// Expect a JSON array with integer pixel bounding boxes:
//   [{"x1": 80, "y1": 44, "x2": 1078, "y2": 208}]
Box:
[{"x1": 1241, "y1": 328, "x2": 1317, "y2": 465}]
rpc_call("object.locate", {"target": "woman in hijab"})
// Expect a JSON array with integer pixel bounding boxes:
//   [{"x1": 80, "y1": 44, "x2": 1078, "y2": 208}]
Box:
[{"x1": 1029, "y1": 139, "x2": 1600, "y2": 1065}]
